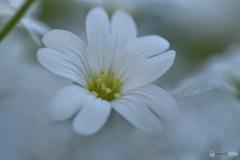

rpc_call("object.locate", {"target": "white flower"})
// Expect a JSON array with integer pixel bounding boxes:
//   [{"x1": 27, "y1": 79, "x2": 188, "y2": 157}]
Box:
[
  {"x1": 163, "y1": 88, "x2": 240, "y2": 160},
  {"x1": 37, "y1": 7, "x2": 178, "y2": 135},
  {"x1": 177, "y1": 45, "x2": 240, "y2": 99},
  {"x1": 0, "y1": 0, "x2": 51, "y2": 45}
]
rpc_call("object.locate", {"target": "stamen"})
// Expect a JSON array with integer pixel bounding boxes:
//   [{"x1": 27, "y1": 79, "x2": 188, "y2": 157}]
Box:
[
  {"x1": 106, "y1": 71, "x2": 115, "y2": 84},
  {"x1": 92, "y1": 91, "x2": 98, "y2": 97},
  {"x1": 106, "y1": 88, "x2": 112, "y2": 94},
  {"x1": 101, "y1": 83, "x2": 106, "y2": 90},
  {"x1": 100, "y1": 69, "x2": 105, "y2": 75},
  {"x1": 111, "y1": 71, "x2": 115, "y2": 77},
  {"x1": 115, "y1": 77, "x2": 121, "y2": 84},
  {"x1": 102, "y1": 73, "x2": 107, "y2": 82},
  {"x1": 88, "y1": 70, "x2": 122, "y2": 101},
  {"x1": 96, "y1": 78, "x2": 102, "y2": 84},
  {"x1": 114, "y1": 93, "x2": 120, "y2": 100}
]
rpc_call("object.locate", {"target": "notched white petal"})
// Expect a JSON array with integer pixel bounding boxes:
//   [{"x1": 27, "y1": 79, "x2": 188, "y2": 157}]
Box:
[
  {"x1": 115, "y1": 35, "x2": 170, "y2": 76},
  {"x1": 86, "y1": 7, "x2": 111, "y2": 71},
  {"x1": 73, "y1": 99, "x2": 111, "y2": 135},
  {"x1": 111, "y1": 10, "x2": 137, "y2": 48},
  {"x1": 127, "y1": 35, "x2": 170, "y2": 59},
  {"x1": 42, "y1": 30, "x2": 89, "y2": 76},
  {"x1": 37, "y1": 48, "x2": 87, "y2": 87},
  {"x1": 86, "y1": 7, "x2": 109, "y2": 40},
  {"x1": 50, "y1": 85, "x2": 91, "y2": 121},
  {"x1": 42, "y1": 29, "x2": 88, "y2": 57},
  {"x1": 123, "y1": 50, "x2": 176, "y2": 91},
  {"x1": 135, "y1": 84, "x2": 179, "y2": 120},
  {"x1": 112, "y1": 98, "x2": 163, "y2": 134}
]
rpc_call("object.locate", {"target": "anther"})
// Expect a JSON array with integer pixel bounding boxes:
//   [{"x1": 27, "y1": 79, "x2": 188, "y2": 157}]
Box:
[
  {"x1": 92, "y1": 91, "x2": 98, "y2": 97},
  {"x1": 115, "y1": 77, "x2": 121, "y2": 84},
  {"x1": 111, "y1": 71, "x2": 115, "y2": 77},
  {"x1": 100, "y1": 69, "x2": 105, "y2": 75},
  {"x1": 106, "y1": 88, "x2": 112, "y2": 94},
  {"x1": 96, "y1": 78, "x2": 102, "y2": 84},
  {"x1": 114, "y1": 93, "x2": 120, "y2": 100}
]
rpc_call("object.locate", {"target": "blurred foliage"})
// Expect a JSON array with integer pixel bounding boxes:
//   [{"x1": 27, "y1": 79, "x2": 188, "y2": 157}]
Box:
[{"x1": 231, "y1": 77, "x2": 240, "y2": 100}]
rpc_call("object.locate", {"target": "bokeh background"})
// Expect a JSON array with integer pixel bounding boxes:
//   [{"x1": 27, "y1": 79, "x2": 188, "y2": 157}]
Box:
[{"x1": 1, "y1": 0, "x2": 240, "y2": 160}]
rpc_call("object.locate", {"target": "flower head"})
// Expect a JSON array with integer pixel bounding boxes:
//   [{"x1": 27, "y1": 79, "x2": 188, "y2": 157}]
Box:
[
  {"x1": 37, "y1": 7, "x2": 178, "y2": 135},
  {"x1": 180, "y1": 45, "x2": 240, "y2": 99}
]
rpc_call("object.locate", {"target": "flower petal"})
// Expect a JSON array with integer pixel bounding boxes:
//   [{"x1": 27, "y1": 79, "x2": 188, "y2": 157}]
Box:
[
  {"x1": 122, "y1": 50, "x2": 175, "y2": 90},
  {"x1": 21, "y1": 17, "x2": 51, "y2": 46},
  {"x1": 42, "y1": 29, "x2": 87, "y2": 58},
  {"x1": 123, "y1": 84, "x2": 179, "y2": 120},
  {"x1": 124, "y1": 35, "x2": 169, "y2": 59},
  {"x1": 114, "y1": 35, "x2": 169, "y2": 77},
  {"x1": 42, "y1": 29, "x2": 89, "y2": 77},
  {"x1": 111, "y1": 10, "x2": 137, "y2": 49},
  {"x1": 73, "y1": 98, "x2": 111, "y2": 135},
  {"x1": 86, "y1": 7, "x2": 112, "y2": 72},
  {"x1": 184, "y1": 81, "x2": 220, "y2": 96},
  {"x1": 111, "y1": 96, "x2": 162, "y2": 134},
  {"x1": 0, "y1": 1, "x2": 15, "y2": 16},
  {"x1": 24, "y1": 18, "x2": 51, "y2": 35},
  {"x1": 37, "y1": 48, "x2": 87, "y2": 87},
  {"x1": 50, "y1": 85, "x2": 94, "y2": 121}
]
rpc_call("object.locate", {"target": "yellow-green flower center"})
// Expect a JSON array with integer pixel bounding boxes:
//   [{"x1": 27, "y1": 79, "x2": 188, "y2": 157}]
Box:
[{"x1": 88, "y1": 69, "x2": 122, "y2": 101}]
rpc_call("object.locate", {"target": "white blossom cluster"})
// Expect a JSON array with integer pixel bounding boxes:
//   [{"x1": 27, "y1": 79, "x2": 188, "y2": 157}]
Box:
[{"x1": 1, "y1": 0, "x2": 240, "y2": 160}]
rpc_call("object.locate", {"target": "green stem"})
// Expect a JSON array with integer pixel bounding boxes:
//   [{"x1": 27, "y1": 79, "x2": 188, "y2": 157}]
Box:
[{"x1": 0, "y1": 0, "x2": 35, "y2": 41}]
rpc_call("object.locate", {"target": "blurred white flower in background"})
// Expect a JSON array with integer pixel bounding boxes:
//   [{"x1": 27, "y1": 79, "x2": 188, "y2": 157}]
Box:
[
  {"x1": 37, "y1": 7, "x2": 178, "y2": 135},
  {"x1": 176, "y1": 45, "x2": 240, "y2": 100},
  {"x1": 162, "y1": 88, "x2": 240, "y2": 160},
  {"x1": 0, "y1": 0, "x2": 51, "y2": 45}
]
